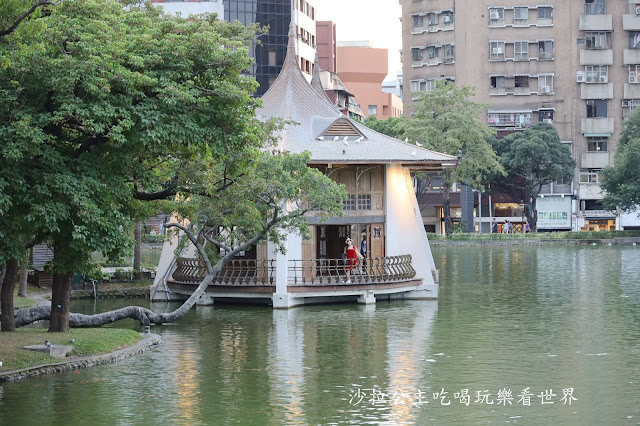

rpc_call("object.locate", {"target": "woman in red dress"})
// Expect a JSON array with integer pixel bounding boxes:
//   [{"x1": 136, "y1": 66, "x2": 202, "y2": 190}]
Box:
[{"x1": 344, "y1": 237, "x2": 363, "y2": 284}]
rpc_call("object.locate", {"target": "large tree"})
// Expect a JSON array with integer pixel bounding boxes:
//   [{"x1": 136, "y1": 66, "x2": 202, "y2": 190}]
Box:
[
  {"x1": 490, "y1": 123, "x2": 575, "y2": 231},
  {"x1": 14, "y1": 152, "x2": 346, "y2": 328},
  {"x1": 402, "y1": 81, "x2": 504, "y2": 235},
  {"x1": 0, "y1": 0, "x2": 266, "y2": 331},
  {"x1": 601, "y1": 110, "x2": 640, "y2": 213}
]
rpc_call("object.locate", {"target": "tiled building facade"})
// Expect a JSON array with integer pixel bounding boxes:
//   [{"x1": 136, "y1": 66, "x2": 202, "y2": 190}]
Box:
[{"x1": 401, "y1": 0, "x2": 640, "y2": 231}]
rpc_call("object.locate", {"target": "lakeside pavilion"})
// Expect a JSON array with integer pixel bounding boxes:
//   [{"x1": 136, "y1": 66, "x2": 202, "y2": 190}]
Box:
[{"x1": 150, "y1": 28, "x2": 456, "y2": 308}]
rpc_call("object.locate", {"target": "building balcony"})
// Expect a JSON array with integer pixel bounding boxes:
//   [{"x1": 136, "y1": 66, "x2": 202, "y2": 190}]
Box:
[
  {"x1": 623, "y1": 49, "x2": 640, "y2": 65},
  {"x1": 579, "y1": 14, "x2": 612, "y2": 31},
  {"x1": 580, "y1": 49, "x2": 613, "y2": 66},
  {"x1": 581, "y1": 118, "x2": 614, "y2": 135},
  {"x1": 581, "y1": 82, "x2": 613, "y2": 99},
  {"x1": 580, "y1": 152, "x2": 611, "y2": 169},
  {"x1": 624, "y1": 83, "x2": 640, "y2": 98},
  {"x1": 624, "y1": 13, "x2": 640, "y2": 30},
  {"x1": 578, "y1": 184, "x2": 605, "y2": 200}
]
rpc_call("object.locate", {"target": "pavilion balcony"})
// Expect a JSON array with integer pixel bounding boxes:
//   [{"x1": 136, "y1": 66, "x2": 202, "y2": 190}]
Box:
[{"x1": 169, "y1": 255, "x2": 417, "y2": 288}]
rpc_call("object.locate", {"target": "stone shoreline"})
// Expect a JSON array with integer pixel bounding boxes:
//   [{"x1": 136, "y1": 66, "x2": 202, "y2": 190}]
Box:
[{"x1": 0, "y1": 333, "x2": 161, "y2": 383}]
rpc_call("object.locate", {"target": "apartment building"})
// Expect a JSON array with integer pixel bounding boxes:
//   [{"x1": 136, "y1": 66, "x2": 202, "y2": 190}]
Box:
[
  {"x1": 152, "y1": 0, "x2": 317, "y2": 97},
  {"x1": 401, "y1": 0, "x2": 640, "y2": 231}
]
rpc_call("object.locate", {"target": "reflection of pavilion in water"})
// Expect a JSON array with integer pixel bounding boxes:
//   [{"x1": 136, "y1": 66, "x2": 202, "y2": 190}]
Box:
[{"x1": 266, "y1": 302, "x2": 438, "y2": 424}]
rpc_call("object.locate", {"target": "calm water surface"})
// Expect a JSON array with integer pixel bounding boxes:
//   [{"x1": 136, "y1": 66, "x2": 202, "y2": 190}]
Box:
[{"x1": 0, "y1": 245, "x2": 638, "y2": 425}]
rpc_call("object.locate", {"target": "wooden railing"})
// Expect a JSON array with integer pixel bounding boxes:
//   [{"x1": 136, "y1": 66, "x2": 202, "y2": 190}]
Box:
[
  {"x1": 171, "y1": 255, "x2": 416, "y2": 287},
  {"x1": 287, "y1": 255, "x2": 416, "y2": 286},
  {"x1": 172, "y1": 257, "x2": 276, "y2": 286}
]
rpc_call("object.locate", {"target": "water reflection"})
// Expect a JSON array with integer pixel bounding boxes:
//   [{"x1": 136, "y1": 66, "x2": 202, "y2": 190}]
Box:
[{"x1": 0, "y1": 246, "x2": 639, "y2": 425}]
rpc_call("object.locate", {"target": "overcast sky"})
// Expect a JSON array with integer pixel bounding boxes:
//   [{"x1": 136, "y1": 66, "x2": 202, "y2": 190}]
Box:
[{"x1": 314, "y1": 0, "x2": 402, "y2": 81}]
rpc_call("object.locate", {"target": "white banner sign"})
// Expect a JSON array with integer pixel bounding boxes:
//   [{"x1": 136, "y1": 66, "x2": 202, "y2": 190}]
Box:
[{"x1": 537, "y1": 196, "x2": 572, "y2": 229}]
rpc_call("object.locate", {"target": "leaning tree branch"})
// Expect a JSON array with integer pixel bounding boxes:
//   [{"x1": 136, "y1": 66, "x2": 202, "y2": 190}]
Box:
[
  {"x1": 0, "y1": 1, "x2": 60, "y2": 37},
  {"x1": 14, "y1": 209, "x2": 288, "y2": 328}
]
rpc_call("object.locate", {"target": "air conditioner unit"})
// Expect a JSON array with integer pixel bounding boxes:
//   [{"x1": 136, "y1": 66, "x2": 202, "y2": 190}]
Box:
[
  {"x1": 599, "y1": 76, "x2": 608, "y2": 83},
  {"x1": 428, "y1": 20, "x2": 434, "y2": 25},
  {"x1": 622, "y1": 100, "x2": 630, "y2": 107},
  {"x1": 492, "y1": 47, "x2": 503, "y2": 54},
  {"x1": 635, "y1": 6, "x2": 640, "y2": 15},
  {"x1": 443, "y1": 16, "x2": 452, "y2": 23},
  {"x1": 630, "y1": 71, "x2": 638, "y2": 83},
  {"x1": 490, "y1": 11, "x2": 500, "y2": 20},
  {"x1": 540, "y1": 86, "x2": 551, "y2": 94},
  {"x1": 543, "y1": 118, "x2": 553, "y2": 123},
  {"x1": 577, "y1": 71, "x2": 586, "y2": 83}
]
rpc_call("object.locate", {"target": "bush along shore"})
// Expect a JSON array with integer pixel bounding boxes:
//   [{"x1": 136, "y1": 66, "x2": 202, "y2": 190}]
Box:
[{"x1": 427, "y1": 230, "x2": 640, "y2": 245}]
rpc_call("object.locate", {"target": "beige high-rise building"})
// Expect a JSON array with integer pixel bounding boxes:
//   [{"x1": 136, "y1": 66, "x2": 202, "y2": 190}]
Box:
[{"x1": 402, "y1": 0, "x2": 640, "y2": 231}]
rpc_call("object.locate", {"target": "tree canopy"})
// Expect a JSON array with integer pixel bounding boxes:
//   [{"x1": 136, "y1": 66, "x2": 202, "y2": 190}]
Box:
[
  {"x1": 1, "y1": 0, "x2": 345, "y2": 331},
  {"x1": 490, "y1": 123, "x2": 575, "y2": 230},
  {"x1": 362, "y1": 116, "x2": 407, "y2": 138},
  {"x1": 402, "y1": 81, "x2": 503, "y2": 234},
  {"x1": 601, "y1": 111, "x2": 640, "y2": 212}
]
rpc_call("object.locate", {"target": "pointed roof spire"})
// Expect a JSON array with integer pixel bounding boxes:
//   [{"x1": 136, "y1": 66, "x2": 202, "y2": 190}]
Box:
[{"x1": 310, "y1": 51, "x2": 326, "y2": 95}]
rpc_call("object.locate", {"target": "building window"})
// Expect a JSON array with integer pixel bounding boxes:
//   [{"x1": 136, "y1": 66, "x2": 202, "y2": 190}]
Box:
[
  {"x1": 487, "y1": 112, "x2": 532, "y2": 127},
  {"x1": 585, "y1": 0, "x2": 606, "y2": 16},
  {"x1": 579, "y1": 169, "x2": 603, "y2": 184},
  {"x1": 586, "y1": 99, "x2": 608, "y2": 118},
  {"x1": 413, "y1": 15, "x2": 423, "y2": 28},
  {"x1": 514, "y1": 7, "x2": 528, "y2": 23},
  {"x1": 538, "y1": 74, "x2": 554, "y2": 94},
  {"x1": 411, "y1": 48, "x2": 423, "y2": 62},
  {"x1": 585, "y1": 31, "x2": 610, "y2": 49},
  {"x1": 268, "y1": 51, "x2": 276, "y2": 67},
  {"x1": 443, "y1": 44, "x2": 455, "y2": 63},
  {"x1": 490, "y1": 76, "x2": 506, "y2": 94},
  {"x1": 539, "y1": 110, "x2": 554, "y2": 122},
  {"x1": 427, "y1": 13, "x2": 439, "y2": 26},
  {"x1": 357, "y1": 194, "x2": 371, "y2": 210},
  {"x1": 490, "y1": 41, "x2": 505, "y2": 60},
  {"x1": 630, "y1": 32, "x2": 640, "y2": 49},
  {"x1": 538, "y1": 40, "x2": 553, "y2": 59},
  {"x1": 514, "y1": 76, "x2": 529, "y2": 93},
  {"x1": 368, "y1": 105, "x2": 378, "y2": 116},
  {"x1": 585, "y1": 65, "x2": 608, "y2": 83},
  {"x1": 514, "y1": 41, "x2": 529, "y2": 60},
  {"x1": 426, "y1": 45, "x2": 440, "y2": 59},
  {"x1": 343, "y1": 194, "x2": 356, "y2": 210},
  {"x1": 587, "y1": 137, "x2": 608, "y2": 152},
  {"x1": 537, "y1": 6, "x2": 553, "y2": 21},
  {"x1": 442, "y1": 11, "x2": 454, "y2": 26},
  {"x1": 489, "y1": 7, "x2": 505, "y2": 25}
]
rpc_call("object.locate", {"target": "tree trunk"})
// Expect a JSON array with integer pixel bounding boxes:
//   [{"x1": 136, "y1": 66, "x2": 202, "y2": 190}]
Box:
[
  {"x1": 18, "y1": 259, "x2": 28, "y2": 297},
  {"x1": 527, "y1": 199, "x2": 538, "y2": 232},
  {"x1": 0, "y1": 258, "x2": 19, "y2": 332},
  {"x1": 48, "y1": 271, "x2": 74, "y2": 332},
  {"x1": 133, "y1": 220, "x2": 142, "y2": 280},
  {"x1": 442, "y1": 171, "x2": 452, "y2": 235},
  {"x1": 0, "y1": 265, "x2": 5, "y2": 297}
]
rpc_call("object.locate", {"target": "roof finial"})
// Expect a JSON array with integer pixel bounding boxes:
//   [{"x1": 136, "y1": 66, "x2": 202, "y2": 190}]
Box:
[{"x1": 310, "y1": 51, "x2": 325, "y2": 95}]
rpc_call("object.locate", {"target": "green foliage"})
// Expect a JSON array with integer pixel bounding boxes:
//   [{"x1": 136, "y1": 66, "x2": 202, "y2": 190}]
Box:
[
  {"x1": 490, "y1": 123, "x2": 575, "y2": 229},
  {"x1": 402, "y1": 81, "x2": 504, "y2": 190},
  {"x1": 362, "y1": 116, "x2": 408, "y2": 138},
  {"x1": 601, "y1": 110, "x2": 640, "y2": 212},
  {"x1": 185, "y1": 151, "x2": 347, "y2": 254},
  {"x1": 0, "y1": 0, "x2": 263, "y2": 273},
  {"x1": 142, "y1": 234, "x2": 165, "y2": 244}
]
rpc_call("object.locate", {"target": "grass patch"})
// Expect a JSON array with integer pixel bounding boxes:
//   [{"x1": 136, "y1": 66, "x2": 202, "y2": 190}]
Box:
[
  {"x1": 0, "y1": 328, "x2": 141, "y2": 372},
  {"x1": 14, "y1": 296, "x2": 36, "y2": 309}
]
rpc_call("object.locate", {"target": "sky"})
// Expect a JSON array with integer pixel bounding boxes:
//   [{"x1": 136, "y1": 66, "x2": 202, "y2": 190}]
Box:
[{"x1": 314, "y1": 0, "x2": 402, "y2": 82}]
